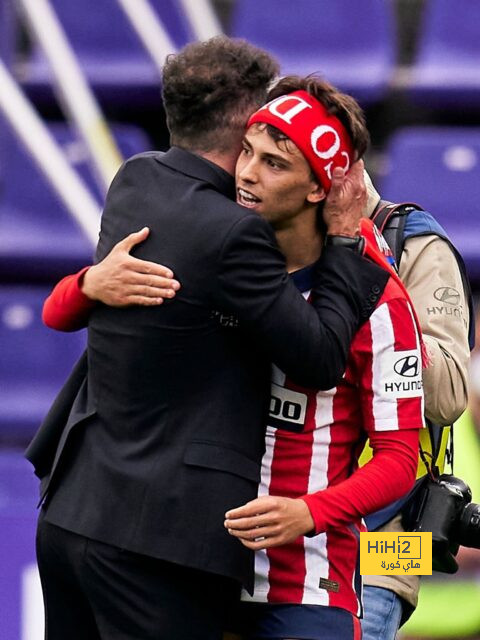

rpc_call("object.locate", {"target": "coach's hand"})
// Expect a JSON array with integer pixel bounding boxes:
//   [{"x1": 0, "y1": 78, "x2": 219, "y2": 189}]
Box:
[
  {"x1": 323, "y1": 159, "x2": 366, "y2": 237},
  {"x1": 82, "y1": 227, "x2": 180, "y2": 306},
  {"x1": 224, "y1": 496, "x2": 315, "y2": 550}
]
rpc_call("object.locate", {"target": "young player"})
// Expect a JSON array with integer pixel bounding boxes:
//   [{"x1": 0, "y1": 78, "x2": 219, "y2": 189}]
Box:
[{"x1": 222, "y1": 78, "x2": 425, "y2": 639}]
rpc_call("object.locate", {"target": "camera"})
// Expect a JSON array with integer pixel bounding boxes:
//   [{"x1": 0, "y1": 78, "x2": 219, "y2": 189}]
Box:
[{"x1": 403, "y1": 474, "x2": 480, "y2": 573}]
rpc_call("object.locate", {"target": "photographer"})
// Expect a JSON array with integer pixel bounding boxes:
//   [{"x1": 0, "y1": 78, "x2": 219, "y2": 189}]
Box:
[
  {"x1": 402, "y1": 341, "x2": 480, "y2": 640},
  {"x1": 360, "y1": 177, "x2": 476, "y2": 639}
]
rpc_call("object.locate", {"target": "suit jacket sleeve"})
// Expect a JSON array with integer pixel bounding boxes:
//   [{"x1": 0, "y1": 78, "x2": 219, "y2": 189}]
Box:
[{"x1": 215, "y1": 214, "x2": 389, "y2": 390}]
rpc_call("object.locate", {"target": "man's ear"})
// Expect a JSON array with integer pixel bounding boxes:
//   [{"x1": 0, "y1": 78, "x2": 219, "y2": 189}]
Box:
[{"x1": 306, "y1": 182, "x2": 326, "y2": 204}]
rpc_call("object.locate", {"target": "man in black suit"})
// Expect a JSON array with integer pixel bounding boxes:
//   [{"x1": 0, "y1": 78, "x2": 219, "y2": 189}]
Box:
[{"x1": 29, "y1": 37, "x2": 388, "y2": 639}]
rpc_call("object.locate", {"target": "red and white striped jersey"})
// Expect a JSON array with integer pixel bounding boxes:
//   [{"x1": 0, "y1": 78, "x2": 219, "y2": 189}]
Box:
[{"x1": 241, "y1": 277, "x2": 425, "y2": 616}]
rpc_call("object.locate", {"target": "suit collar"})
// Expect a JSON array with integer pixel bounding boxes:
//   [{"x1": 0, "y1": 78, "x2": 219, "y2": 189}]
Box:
[{"x1": 155, "y1": 146, "x2": 236, "y2": 199}]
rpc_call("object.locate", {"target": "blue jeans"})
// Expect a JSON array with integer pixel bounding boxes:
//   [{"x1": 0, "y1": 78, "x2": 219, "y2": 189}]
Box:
[{"x1": 361, "y1": 586, "x2": 403, "y2": 640}]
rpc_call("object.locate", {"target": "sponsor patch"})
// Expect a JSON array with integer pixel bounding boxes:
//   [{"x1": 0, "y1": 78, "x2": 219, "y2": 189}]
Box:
[
  {"x1": 319, "y1": 577, "x2": 340, "y2": 592},
  {"x1": 210, "y1": 310, "x2": 239, "y2": 328},
  {"x1": 380, "y1": 350, "x2": 423, "y2": 398},
  {"x1": 269, "y1": 383, "x2": 308, "y2": 432},
  {"x1": 433, "y1": 286, "x2": 460, "y2": 306}
]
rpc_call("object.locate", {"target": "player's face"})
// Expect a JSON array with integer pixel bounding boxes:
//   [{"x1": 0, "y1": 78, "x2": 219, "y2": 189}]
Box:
[{"x1": 235, "y1": 125, "x2": 324, "y2": 228}]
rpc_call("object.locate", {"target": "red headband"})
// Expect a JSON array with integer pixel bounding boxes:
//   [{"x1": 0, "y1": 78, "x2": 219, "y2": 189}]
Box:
[{"x1": 247, "y1": 90, "x2": 354, "y2": 192}]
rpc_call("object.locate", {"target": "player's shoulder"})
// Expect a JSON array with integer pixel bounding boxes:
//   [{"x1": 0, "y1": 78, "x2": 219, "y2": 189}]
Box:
[
  {"x1": 373, "y1": 276, "x2": 413, "y2": 320},
  {"x1": 351, "y1": 274, "x2": 419, "y2": 357}
]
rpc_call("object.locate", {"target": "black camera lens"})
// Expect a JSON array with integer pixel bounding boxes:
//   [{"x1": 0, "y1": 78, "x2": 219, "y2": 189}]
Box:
[{"x1": 458, "y1": 502, "x2": 480, "y2": 549}]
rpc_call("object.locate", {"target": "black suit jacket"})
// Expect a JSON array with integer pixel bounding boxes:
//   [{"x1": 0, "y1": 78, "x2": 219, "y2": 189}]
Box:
[{"x1": 27, "y1": 148, "x2": 388, "y2": 589}]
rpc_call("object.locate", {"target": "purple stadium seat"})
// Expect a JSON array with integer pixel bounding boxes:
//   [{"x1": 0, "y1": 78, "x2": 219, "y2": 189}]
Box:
[
  {"x1": 0, "y1": 0, "x2": 14, "y2": 181},
  {"x1": 21, "y1": 0, "x2": 193, "y2": 108},
  {"x1": 380, "y1": 127, "x2": 480, "y2": 281},
  {"x1": 0, "y1": 0, "x2": 16, "y2": 68},
  {"x1": 0, "y1": 451, "x2": 41, "y2": 640},
  {"x1": 0, "y1": 286, "x2": 86, "y2": 444},
  {"x1": 408, "y1": 0, "x2": 480, "y2": 108},
  {"x1": 230, "y1": 0, "x2": 395, "y2": 105},
  {"x1": 0, "y1": 119, "x2": 153, "y2": 280}
]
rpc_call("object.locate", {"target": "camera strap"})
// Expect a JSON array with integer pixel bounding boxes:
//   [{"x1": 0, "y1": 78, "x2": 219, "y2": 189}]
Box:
[
  {"x1": 418, "y1": 442, "x2": 436, "y2": 480},
  {"x1": 446, "y1": 424, "x2": 454, "y2": 473},
  {"x1": 371, "y1": 201, "x2": 422, "y2": 266},
  {"x1": 419, "y1": 421, "x2": 455, "y2": 482}
]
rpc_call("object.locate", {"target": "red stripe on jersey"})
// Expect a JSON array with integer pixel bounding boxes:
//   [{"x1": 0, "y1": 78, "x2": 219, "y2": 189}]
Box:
[
  {"x1": 327, "y1": 527, "x2": 360, "y2": 613},
  {"x1": 327, "y1": 393, "x2": 363, "y2": 612},
  {"x1": 349, "y1": 317, "x2": 375, "y2": 439},
  {"x1": 387, "y1": 295, "x2": 419, "y2": 352},
  {"x1": 266, "y1": 386, "x2": 317, "y2": 602},
  {"x1": 397, "y1": 396, "x2": 423, "y2": 430},
  {"x1": 353, "y1": 613, "x2": 362, "y2": 640},
  {"x1": 266, "y1": 537, "x2": 305, "y2": 603}
]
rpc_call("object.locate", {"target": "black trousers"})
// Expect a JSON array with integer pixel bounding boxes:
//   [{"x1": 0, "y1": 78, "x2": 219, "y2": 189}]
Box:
[{"x1": 36, "y1": 515, "x2": 241, "y2": 639}]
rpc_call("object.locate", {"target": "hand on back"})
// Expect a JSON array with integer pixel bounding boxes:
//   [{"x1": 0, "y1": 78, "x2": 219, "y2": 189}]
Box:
[{"x1": 82, "y1": 227, "x2": 180, "y2": 307}]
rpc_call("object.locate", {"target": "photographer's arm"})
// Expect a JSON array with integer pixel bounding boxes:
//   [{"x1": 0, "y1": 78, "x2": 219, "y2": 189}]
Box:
[{"x1": 400, "y1": 235, "x2": 470, "y2": 424}]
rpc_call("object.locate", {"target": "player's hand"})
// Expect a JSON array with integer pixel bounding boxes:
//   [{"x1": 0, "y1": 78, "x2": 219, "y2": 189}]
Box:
[
  {"x1": 224, "y1": 496, "x2": 314, "y2": 550},
  {"x1": 323, "y1": 159, "x2": 366, "y2": 237},
  {"x1": 82, "y1": 227, "x2": 180, "y2": 307}
]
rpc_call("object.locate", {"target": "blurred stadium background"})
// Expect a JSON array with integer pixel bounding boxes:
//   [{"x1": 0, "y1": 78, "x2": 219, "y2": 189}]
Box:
[{"x1": 0, "y1": 1, "x2": 479, "y2": 638}]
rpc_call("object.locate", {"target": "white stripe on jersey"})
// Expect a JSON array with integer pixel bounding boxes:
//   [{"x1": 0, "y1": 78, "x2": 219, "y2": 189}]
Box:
[
  {"x1": 302, "y1": 389, "x2": 334, "y2": 605},
  {"x1": 241, "y1": 367, "x2": 285, "y2": 603},
  {"x1": 370, "y1": 303, "x2": 399, "y2": 431},
  {"x1": 352, "y1": 568, "x2": 362, "y2": 617}
]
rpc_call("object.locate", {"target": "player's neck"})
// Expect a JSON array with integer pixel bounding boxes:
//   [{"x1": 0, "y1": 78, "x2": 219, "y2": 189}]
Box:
[{"x1": 276, "y1": 213, "x2": 323, "y2": 273}]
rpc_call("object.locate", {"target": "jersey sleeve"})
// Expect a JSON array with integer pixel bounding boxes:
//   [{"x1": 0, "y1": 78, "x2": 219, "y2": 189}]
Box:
[
  {"x1": 349, "y1": 287, "x2": 425, "y2": 433},
  {"x1": 42, "y1": 267, "x2": 96, "y2": 331},
  {"x1": 302, "y1": 428, "x2": 419, "y2": 534}
]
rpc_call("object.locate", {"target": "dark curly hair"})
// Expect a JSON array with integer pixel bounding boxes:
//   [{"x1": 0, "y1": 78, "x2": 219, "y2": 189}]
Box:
[
  {"x1": 266, "y1": 75, "x2": 369, "y2": 160},
  {"x1": 162, "y1": 36, "x2": 279, "y2": 153}
]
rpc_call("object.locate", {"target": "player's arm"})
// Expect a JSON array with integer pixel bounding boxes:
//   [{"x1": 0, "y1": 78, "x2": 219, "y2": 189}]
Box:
[
  {"x1": 43, "y1": 267, "x2": 96, "y2": 331},
  {"x1": 400, "y1": 234, "x2": 470, "y2": 424},
  {"x1": 42, "y1": 227, "x2": 180, "y2": 331},
  {"x1": 224, "y1": 430, "x2": 418, "y2": 548},
  {"x1": 225, "y1": 295, "x2": 424, "y2": 547}
]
